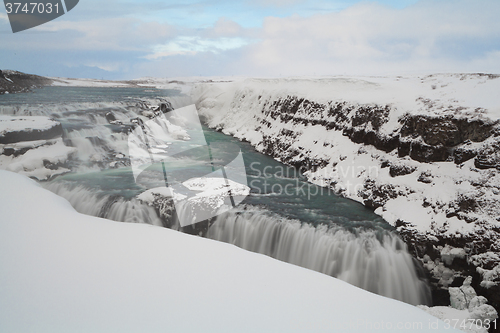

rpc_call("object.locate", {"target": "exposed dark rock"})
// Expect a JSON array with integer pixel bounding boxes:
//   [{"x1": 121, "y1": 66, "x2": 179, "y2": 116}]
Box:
[
  {"x1": 0, "y1": 121, "x2": 63, "y2": 144},
  {"x1": 2, "y1": 146, "x2": 29, "y2": 157},
  {"x1": 43, "y1": 159, "x2": 71, "y2": 171},
  {"x1": 475, "y1": 154, "x2": 500, "y2": 170},
  {"x1": 344, "y1": 127, "x2": 399, "y2": 152},
  {"x1": 0, "y1": 69, "x2": 53, "y2": 95},
  {"x1": 454, "y1": 145, "x2": 477, "y2": 164},
  {"x1": 474, "y1": 142, "x2": 500, "y2": 169},
  {"x1": 389, "y1": 163, "x2": 417, "y2": 177},
  {"x1": 398, "y1": 139, "x2": 450, "y2": 162},
  {"x1": 400, "y1": 114, "x2": 496, "y2": 145},
  {"x1": 455, "y1": 194, "x2": 479, "y2": 213},
  {"x1": 359, "y1": 180, "x2": 399, "y2": 210},
  {"x1": 105, "y1": 112, "x2": 117, "y2": 123},
  {"x1": 351, "y1": 104, "x2": 391, "y2": 130},
  {"x1": 397, "y1": 140, "x2": 412, "y2": 158},
  {"x1": 411, "y1": 142, "x2": 450, "y2": 162},
  {"x1": 396, "y1": 114, "x2": 498, "y2": 164},
  {"x1": 417, "y1": 171, "x2": 433, "y2": 184},
  {"x1": 154, "y1": 101, "x2": 174, "y2": 114},
  {"x1": 380, "y1": 160, "x2": 390, "y2": 168}
]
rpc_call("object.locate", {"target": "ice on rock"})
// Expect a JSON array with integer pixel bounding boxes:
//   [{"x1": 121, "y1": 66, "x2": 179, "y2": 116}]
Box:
[
  {"x1": 441, "y1": 245, "x2": 467, "y2": 266},
  {"x1": 477, "y1": 264, "x2": 500, "y2": 289},
  {"x1": 469, "y1": 296, "x2": 488, "y2": 311},
  {"x1": 450, "y1": 276, "x2": 477, "y2": 310},
  {"x1": 421, "y1": 277, "x2": 498, "y2": 333},
  {"x1": 469, "y1": 303, "x2": 499, "y2": 322}
]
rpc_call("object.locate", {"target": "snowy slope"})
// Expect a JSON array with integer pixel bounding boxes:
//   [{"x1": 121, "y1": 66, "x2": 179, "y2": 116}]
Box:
[{"x1": 0, "y1": 170, "x2": 462, "y2": 333}]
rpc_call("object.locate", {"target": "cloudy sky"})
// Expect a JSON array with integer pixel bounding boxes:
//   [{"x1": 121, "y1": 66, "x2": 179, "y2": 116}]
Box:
[{"x1": 1, "y1": 0, "x2": 499, "y2": 79}]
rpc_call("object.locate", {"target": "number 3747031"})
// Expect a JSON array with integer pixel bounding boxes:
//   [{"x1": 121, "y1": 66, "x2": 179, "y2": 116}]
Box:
[
  {"x1": 5, "y1": 2, "x2": 60, "y2": 14},
  {"x1": 443, "y1": 318, "x2": 497, "y2": 330}
]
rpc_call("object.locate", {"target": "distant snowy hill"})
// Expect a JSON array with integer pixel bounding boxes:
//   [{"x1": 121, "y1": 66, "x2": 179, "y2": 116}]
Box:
[{"x1": 0, "y1": 170, "x2": 462, "y2": 333}]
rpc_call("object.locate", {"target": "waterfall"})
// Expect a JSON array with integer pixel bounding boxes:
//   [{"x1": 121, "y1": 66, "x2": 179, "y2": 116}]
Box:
[
  {"x1": 43, "y1": 182, "x2": 164, "y2": 227},
  {"x1": 207, "y1": 207, "x2": 432, "y2": 306},
  {"x1": 63, "y1": 126, "x2": 130, "y2": 165},
  {"x1": 44, "y1": 181, "x2": 431, "y2": 306}
]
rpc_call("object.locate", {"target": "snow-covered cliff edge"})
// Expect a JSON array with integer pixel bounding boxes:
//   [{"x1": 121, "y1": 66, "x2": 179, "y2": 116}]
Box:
[{"x1": 193, "y1": 74, "x2": 500, "y2": 314}]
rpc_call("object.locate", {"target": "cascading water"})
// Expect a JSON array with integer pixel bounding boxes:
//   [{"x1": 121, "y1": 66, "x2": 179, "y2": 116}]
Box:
[
  {"x1": 43, "y1": 181, "x2": 164, "y2": 226},
  {"x1": 1, "y1": 86, "x2": 432, "y2": 307},
  {"x1": 207, "y1": 207, "x2": 431, "y2": 306}
]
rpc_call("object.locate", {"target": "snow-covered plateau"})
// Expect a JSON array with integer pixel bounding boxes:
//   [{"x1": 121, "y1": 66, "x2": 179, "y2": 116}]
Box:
[
  {"x1": 0, "y1": 170, "x2": 463, "y2": 333},
  {"x1": 192, "y1": 74, "x2": 500, "y2": 317}
]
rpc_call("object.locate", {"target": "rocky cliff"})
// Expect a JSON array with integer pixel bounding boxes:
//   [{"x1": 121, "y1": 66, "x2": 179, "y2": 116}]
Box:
[{"x1": 194, "y1": 74, "x2": 500, "y2": 319}]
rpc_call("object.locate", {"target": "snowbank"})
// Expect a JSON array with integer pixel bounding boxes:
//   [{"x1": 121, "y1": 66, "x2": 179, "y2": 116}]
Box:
[
  {"x1": 0, "y1": 170, "x2": 461, "y2": 333},
  {"x1": 0, "y1": 115, "x2": 62, "y2": 143}
]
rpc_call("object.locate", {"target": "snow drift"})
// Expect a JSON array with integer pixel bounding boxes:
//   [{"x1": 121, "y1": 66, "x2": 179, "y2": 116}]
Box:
[{"x1": 0, "y1": 170, "x2": 460, "y2": 333}]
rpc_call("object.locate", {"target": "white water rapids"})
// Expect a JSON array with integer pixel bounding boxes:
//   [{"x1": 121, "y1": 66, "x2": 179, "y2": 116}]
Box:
[{"x1": 45, "y1": 180, "x2": 431, "y2": 306}]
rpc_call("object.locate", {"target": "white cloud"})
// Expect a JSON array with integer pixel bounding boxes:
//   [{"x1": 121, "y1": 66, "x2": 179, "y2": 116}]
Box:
[
  {"x1": 12, "y1": 16, "x2": 177, "y2": 52},
  {"x1": 203, "y1": 18, "x2": 243, "y2": 38},
  {"x1": 146, "y1": 36, "x2": 251, "y2": 59},
  {"x1": 236, "y1": 0, "x2": 500, "y2": 76},
  {"x1": 3, "y1": 0, "x2": 500, "y2": 78}
]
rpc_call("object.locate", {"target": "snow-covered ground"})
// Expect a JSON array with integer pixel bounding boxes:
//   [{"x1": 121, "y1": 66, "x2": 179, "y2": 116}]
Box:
[
  {"x1": 192, "y1": 74, "x2": 500, "y2": 313},
  {"x1": 0, "y1": 170, "x2": 464, "y2": 333},
  {"x1": 50, "y1": 77, "x2": 134, "y2": 88},
  {"x1": 0, "y1": 115, "x2": 58, "y2": 135},
  {"x1": 50, "y1": 76, "x2": 199, "y2": 94}
]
